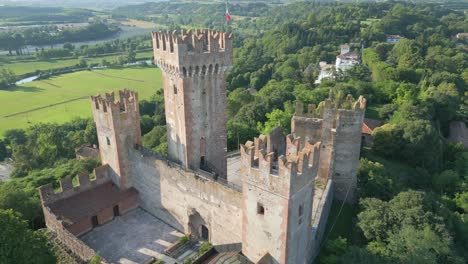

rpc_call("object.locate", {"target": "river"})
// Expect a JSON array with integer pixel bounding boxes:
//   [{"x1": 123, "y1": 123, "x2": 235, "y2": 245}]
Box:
[{"x1": 1, "y1": 26, "x2": 154, "y2": 55}]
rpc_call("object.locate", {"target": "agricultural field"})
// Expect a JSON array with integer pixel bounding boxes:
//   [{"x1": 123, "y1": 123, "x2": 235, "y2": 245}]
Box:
[
  {"x1": 2, "y1": 51, "x2": 154, "y2": 76},
  {"x1": 0, "y1": 67, "x2": 162, "y2": 136}
]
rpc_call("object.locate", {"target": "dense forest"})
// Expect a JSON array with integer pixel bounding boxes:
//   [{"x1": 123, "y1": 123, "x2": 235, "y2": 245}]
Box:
[{"x1": 0, "y1": 1, "x2": 467, "y2": 263}]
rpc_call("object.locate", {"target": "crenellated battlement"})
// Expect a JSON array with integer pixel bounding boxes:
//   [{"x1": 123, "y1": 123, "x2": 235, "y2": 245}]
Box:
[
  {"x1": 91, "y1": 89, "x2": 139, "y2": 117},
  {"x1": 91, "y1": 89, "x2": 141, "y2": 189},
  {"x1": 320, "y1": 92, "x2": 366, "y2": 113},
  {"x1": 241, "y1": 129, "x2": 321, "y2": 196},
  {"x1": 152, "y1": 29, "x2": 233, "y2": 77},
  {"x1": 38, "y1": 164, "x2": 111, "y2": 206}
]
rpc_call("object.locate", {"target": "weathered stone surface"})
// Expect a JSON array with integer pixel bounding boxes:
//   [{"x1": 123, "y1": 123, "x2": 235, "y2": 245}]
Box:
[
  {"x1": 153, "y1": 30, "x2": 233, "y2": 179},
  {"x1": 128, "y1": 149, "x2": 242, "y2": 245}
]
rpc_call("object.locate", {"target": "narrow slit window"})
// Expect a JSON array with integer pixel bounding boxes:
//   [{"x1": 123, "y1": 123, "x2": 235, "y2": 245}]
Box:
[
  {"x1": 257, "y1": 203, "x2": 265, "y2": 215},
  {"x1": 106, "y1": 137, "x2": 111, "y2": 146},
  {"x1": 173, "y1": 85, "x2": 177, "y2": 95}
]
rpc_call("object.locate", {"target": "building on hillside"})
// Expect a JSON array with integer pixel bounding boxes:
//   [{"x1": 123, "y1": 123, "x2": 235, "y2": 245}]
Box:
[
  {"x1": 361, "y1": 118, "x2": 383, "y2": 146},
  {"x1": 38, "y1": 30, "x2": 367, "y2": 264},
  {"x1": 456, "y1": 33, "x2": 468, "y2": 40},
  {"x1": 335, "y1": 43, "x2": 361, "y2": 72},
  {"x1": 386, "y1": 34, "x2": 404, "y2": 44},
  {"x1": 315, "y1": 61, "x2": 335, "y2": 84}
]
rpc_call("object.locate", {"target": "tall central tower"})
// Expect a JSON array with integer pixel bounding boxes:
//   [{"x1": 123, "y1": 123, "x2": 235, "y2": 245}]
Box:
[{"x1": 152, "y1": 30, "x2": 233, "y2": 179}]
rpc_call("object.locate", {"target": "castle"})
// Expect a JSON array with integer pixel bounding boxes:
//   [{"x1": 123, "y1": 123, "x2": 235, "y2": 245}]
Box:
[{"x1": 38, "y1": 30, "x2": 366, "y2": 264}]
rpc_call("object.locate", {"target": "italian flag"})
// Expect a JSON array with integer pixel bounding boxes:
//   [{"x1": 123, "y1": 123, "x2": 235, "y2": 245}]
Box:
[{"x1": 225, "y1": 1, "x2": 231, "y2": 21}]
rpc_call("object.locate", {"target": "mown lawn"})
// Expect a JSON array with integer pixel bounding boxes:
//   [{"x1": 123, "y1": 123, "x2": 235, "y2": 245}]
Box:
[
  {"x1": 2, "y1": 51, "x2": 154, "y2": 76},
  {"x1": 0, "y1": 67, "x2": 162, "y2": 136}
]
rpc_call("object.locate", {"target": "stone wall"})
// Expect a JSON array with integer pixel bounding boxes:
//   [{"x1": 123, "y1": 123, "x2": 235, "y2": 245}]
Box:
[
  {"x1": 240, "y1": 130, "x2": 321, "y2": 264},
  {"x1": 43, "y1": 206, "x2": 99, "y2": 262},
  {"x1": 332, "y1": 105, "x2": 365, "y2": 202},
  {"x1": 91, "y1": 90, "x2": 141, "y2": 189},
  {"x1": 308, "y1": 180, "x2": 334, "y2": 263},
  {"x1": 128, "y1": 148, "x2": 243, "y2": 245},
  {"x1": 153, "y1": 30, "x2": 233, "y2": 179}
]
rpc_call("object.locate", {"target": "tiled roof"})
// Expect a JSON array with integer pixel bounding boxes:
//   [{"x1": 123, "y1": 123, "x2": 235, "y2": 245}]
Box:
[
  {"x1": 75, "y1": 144, "x2": 100, "y2": 158},
  {"x1": 362, "y1": 118, "x2": 383, "y2": 135},
  {"x1": 336, "y1": 52, "x2": 360, "y2": 60}
]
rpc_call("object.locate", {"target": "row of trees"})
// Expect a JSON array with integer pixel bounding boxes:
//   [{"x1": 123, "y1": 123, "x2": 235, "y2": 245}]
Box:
[
  {"x1": 34, "y1": 34, "x2": 151, "y2": 60},
  {"x1": 0, "y1": 22, "x2": 120, "y2": 55}
]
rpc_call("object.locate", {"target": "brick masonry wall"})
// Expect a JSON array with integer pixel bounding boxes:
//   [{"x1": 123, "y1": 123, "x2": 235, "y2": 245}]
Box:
[
  {"x1": 68, "y1": 218, "x2": 92, "y2": 237},
  {"x1": 43, "y1": 207, "x2": 98, "y2": 262}
]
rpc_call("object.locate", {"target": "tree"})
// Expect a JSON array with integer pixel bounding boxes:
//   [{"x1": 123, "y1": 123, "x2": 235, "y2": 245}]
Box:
[
  {"x1": 0, "y1": 139, "x2": 7, "y2": 160},
  {"x1": 78, "y1": 57, "x2": 87, "y2": 67},
  {"x1": 385, "y1": 226, "x2": 459, "y2": 264},
  {"x1": 454, "y1": 192, "x2": 468, "y2": 213},
  {"x1": 0, "y1": 184, "x2": 42, "y2": 228},
  {"x1": 257, "y1": 104, "x2": 293, "y2": 135},
  {"x1": 338, "y1": 246, "x2": 390, "y2": 264},
  {"x1": 357, "y1": 159, "x2": 395, "y2": 200},
  {"x1": 140, "y1": 115, "x2": 155, "y2": 135},
  {"x1": 62, "y1": 42, "x2": 74, "y2": 51},
  {"x1": 432, "y1": 170, "x2": 461, "y2": 195},
  {"x1": 0, "y1": 68, "x2": 16, "y2": 89},
  {"x1": 126, "y1": 49, "x2": 136, "y2": 63},
  {"x1": 0, "y1": 209, "x2": 56, "y2": 264},
  {"x1": 142, "y1": 125, "x2": 167, "y2": 152},
  {"x1": 227, "y1": 88, "x2": 254, "y2": 119}
]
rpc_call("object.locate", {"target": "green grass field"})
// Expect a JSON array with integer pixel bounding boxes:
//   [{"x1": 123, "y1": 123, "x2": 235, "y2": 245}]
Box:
[
  {"x1": 0, "y1": 67, "x2": 162, "y2": 136},
  {"x1": 2, "y1": 51, "x2": 154, "y2": 76}
]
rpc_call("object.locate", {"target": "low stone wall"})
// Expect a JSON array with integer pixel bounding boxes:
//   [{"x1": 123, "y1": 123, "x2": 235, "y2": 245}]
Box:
[
  {"x1": 308, "y1": 180, "x2": 334, "y2": 262},
  {"x1": 129, "y1": 148, "x2": 243, "y2": 245}
]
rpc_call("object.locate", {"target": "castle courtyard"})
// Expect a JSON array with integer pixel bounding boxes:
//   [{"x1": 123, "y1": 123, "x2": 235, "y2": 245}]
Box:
[{"x1": 81, "y1": 208, "x2": 183, "y2": 264}]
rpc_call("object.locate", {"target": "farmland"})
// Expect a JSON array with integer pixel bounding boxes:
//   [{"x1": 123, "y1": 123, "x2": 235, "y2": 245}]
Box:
[
  {"x1": 1, "y1": 51, "x2": 154, "y2": 76},
  {"x1": 0, "y1": 67, "x2": 162, "y2": 135}
]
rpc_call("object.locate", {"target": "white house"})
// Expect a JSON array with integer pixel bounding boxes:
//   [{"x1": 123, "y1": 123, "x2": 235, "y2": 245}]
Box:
[
  {"x1": 336, "y1": 52, "x2": 360, "y2": 72},
  {"x1": 315, "y1": 61, "x2": 335, "y2": 84}
]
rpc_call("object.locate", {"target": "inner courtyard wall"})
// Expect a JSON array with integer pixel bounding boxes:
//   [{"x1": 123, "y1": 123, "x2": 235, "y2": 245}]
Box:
[{"x1": 128, "y1": 148, "x2": 243, "y2": 245}]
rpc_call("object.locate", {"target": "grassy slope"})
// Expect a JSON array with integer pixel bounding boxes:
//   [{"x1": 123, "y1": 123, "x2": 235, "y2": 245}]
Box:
[
  {"x1": 2, "y1": 51, "x2": 154, "y2": 76},
  {"x1": 0, "y1": 67, "x2": 162, "y2": 135}
]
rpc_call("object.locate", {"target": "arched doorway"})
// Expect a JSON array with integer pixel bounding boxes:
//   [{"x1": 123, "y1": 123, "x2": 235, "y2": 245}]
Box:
[
  {"x1": 188, "y1": 209, "x2": 209, "y2": 241},
  {"x1": 200, "y1": 225, "x2": 209, "y2": 240}
]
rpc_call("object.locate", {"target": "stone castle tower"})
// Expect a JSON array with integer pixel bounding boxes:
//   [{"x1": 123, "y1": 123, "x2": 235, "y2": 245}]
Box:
[
  {"x1": 152, "y1": 30, "x2": 233, "y2": 179},
  {"x1": 291, "y1": 93, "x2": 366, "y2": 202},
  {"x1": 91, "y1": 90, "x2": 141, "y2": 189},
  {"x1": 240, "y1": 127, "x2": 321, "y2": 263}
]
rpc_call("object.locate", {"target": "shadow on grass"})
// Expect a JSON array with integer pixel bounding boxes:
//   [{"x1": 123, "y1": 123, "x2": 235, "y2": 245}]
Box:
[{"x1": 1, "y1": 85, "x2": 44, "y2": 93}]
